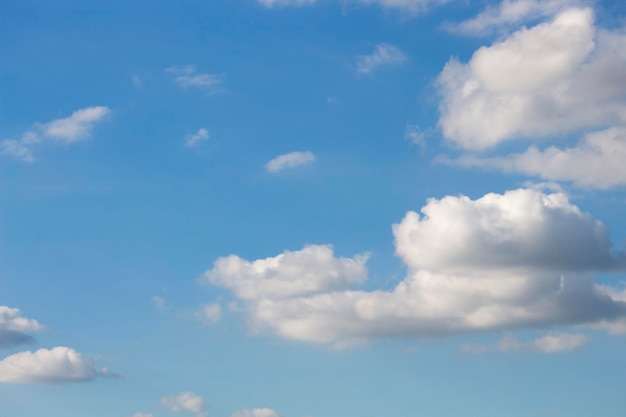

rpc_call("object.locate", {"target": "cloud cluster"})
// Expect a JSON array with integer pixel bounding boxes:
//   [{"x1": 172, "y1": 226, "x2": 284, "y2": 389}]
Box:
[
  {"x1": 166, "y1": 65, "x2": 224, "y2": 92},
  {"x1": 0, "y1": 306, "x2": 45, "y2": 348},
  {"x1": 1, "y1": 106, "x2": 111, "y2": 162},
  {"x1": 265, "y1": 151, "x2": 316, "y2": 173},
  {"x1": 0, "y1": 347, "x2": 106, "y2": 384},
  {"x1": 437, "y1": 8, "x2": 626, "y2": 150},
  {"x1": 161, "y1": 392, "x2": 207, "y2": 417},
  {"x1": 356, "y1": 43, "x2": 407, "y2": 75},
  {"x1": 203, "y1": 189, "x2": 626, "y2": 347}
]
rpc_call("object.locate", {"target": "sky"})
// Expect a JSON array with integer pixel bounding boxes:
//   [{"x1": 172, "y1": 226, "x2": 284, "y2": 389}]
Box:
[{"x1": 1, "y1": 0, "x2": 626, "y2": 416}]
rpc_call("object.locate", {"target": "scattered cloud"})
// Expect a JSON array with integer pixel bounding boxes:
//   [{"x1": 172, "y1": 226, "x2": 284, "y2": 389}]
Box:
[
  {"x1": 231, "y1": 408, "x2": 280, "y2": 417},
  {"x1": 265, "y1": 151, "x2": 316, "y2": 173},
  {"x1": 203, "y1": 244, "x2": 368, "y2": 300},
  {"x1": 166, "y1": 65, "x2": 224, "y2": 92},
  {"x1": 445, "y1": 0, "x2": 580, "y2": 36},
  {"x1": 0, "y1": 347, "x2": 116, "y2": 384},
  {"x1": 152, "y1": 296, "x2": 169, "y2": 312},
  {"x1": 462, "y1": 332, "x2": 589, "y2": 354},
  {"x1": 445, "y1": 127, "x2": 626, "y2": 189},
  {"x1": 404, "y1": 124, "x2": 429, "y2": 149},
  {"x1": 356, "y1": 43, "x2": 407, "y2": 75},
  {"x1": 1, "y1": 106, "x2": 111, "y2": 162},
  {"x1": 203, "y1": 188, "x2": 626, "y2": 346},
  {"x1": 131, "y1": 413, "x2": 156, "y2": 417},
  {"x1": 196, "y1": 303, "x2": 222, "y2": 325},
  {"x1": 0, "y1": 306, "x2": 45, "y2": 348},
  {"x1": 257, "y1": 0, "x2": 450, "y2": 14},
  {"x1": 161, "y1": 392, "x2": 207, "y2": 417},
  {"x1": 185, "y1": 128, "x2": 210, "y2": 148},
  {"x1": 437, "y1": 8, "x2": 626, "y2": 149}
]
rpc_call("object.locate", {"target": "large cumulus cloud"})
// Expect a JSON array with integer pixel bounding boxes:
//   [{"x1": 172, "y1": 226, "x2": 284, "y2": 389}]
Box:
[{"x1": 204, "y1": 189, "x2": 626, "y2": 346}]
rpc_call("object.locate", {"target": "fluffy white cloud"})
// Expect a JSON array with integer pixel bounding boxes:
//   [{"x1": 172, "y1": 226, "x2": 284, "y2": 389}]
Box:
[
  {"x1": 231, "y1": 408, "x2": 280, "y2": 417},
  {"x1": 265, "y1": 151, "x2": 316, "y2": 173},
  {"x1": 0, "y1": 347, "x2": 110, "y2": 384},
  {"x1": 205, "y1": 189, "x2": 626, "y2": 346},
  {"x1": 258, "y1": 0, "x2": 449, "y2": 13},
  {"x1": 166, "y1": 65, "x2": 223, "y2": 92},
  {"x1": 1, "y1": 107, "x2": 110, "y2": 162},
  {"x1": 448, "y1": 127, "x2": 626, "y2": 189},
  {"x1": 161, "y1": 392, "x2": 207, "y2": 417},
  {"x1": 204, "y1": 244, "x2": 368, "y2": 300},
  {"x1": 437, "y1": 8, "x2": 626, "y2": 149},
  {"x1": 446, "y1": 0, "x2": 579, "y2": 36},
  {"x1": 185, "y1": 128, "x2": 210, "y2": 148},
  {"x1": 0, "y1": 306, "x2": 45, "y2": 348},
  {"x1": 356, "y1": 43, "x2": 407, "y2": 75}
]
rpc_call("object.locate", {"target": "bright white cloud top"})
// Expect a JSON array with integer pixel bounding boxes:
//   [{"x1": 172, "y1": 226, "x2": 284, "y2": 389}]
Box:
[
  {"x1": 204, "y1": 188, "x2": 626, "y2": 346},
  {"x1": 0, "y1": 347, "x2": 111, "y2": 384},
  {"x1": 1, "y1": 106, "x2": 110, "y2": 162},
  {"x1": 356, "y1": 43, "x2": 407, "y2": 74},
  {"x1": 265, "y1": 151, "x2": 316, "y2": 173},
  {"x1": 437, "y1": 7, "x2": 626, "y2": 149},
  {"x1": 0, "y1": 306, "x2": 45, "y2": 347}
]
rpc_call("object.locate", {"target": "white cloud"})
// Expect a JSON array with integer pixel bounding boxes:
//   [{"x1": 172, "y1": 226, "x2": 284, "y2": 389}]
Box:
[
  {"x1": 1, "y1": 107, "x2": 111, "y2": 162},
  {"x1": 131, "y1": 413, "x2": 155, "y2": 417},
  {"x1": 166, "y1": 65, "x2": 223, "y2": 92},
  {"x1": 0, "y1": 306, "x2": 45, "y2": 348},
  {"x1": 203, "y1": 244, "x2": 368, "y2": 300},
  {"x1": 265, "y1": 151, "x2": 316, "y2": 173},
  {"x1": 204, "y1": 189, "x2": 626, "y2": 346},
  {"x1": 0, "y1": 347, "x2": 111, "y2": 384},
  {"x1": 462, "y1": 332, "x2": 589, "y2": 354},
  {"x1": 231, "y1": 408, "x2": 280, "y2": 417},
  {"x1": 258, "y1": 0, "x2": 450, "y2": 13},
  {"x1": 437, "y1": 8, "x2": 626, "y2": 149},
  {"x1": 40, "y1": 106, "x2": 111, "y2": 143},
  {"x1": 404, "y1": 124, "x2": 428, "y2": 149},
  {"x1": 446, "y1": 0, "x2": 580, "y2": 36},
  {"x1": 447, "y1": 127, "x2": 626, "y2": 189},
  {"x1": 356, "y1": 43, "x2": 407, "y2": 75},
  {"x1": 185, "y1": 128, "x2": 210, "y2": 148},
  {"x1": 161, "y1": 392, "x2": 207, "y2": 417},
  {"x1": 197, "y1": 303, "x2": 222, "y2": 325}
]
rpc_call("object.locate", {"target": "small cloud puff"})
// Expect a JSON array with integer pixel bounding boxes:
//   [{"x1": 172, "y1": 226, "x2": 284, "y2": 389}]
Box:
[{"x1": 265, "y1": 151, "x2": 316, "y2": 173}]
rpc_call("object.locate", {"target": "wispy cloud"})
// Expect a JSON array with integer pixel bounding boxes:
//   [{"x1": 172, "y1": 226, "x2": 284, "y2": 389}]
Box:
[
  {"x1": 356, "y1": 43, "x2": 407, "y2": 75},
  {"x1": 1, "y1": 106, "x2": 111, "y2": 162},
  {"x1": 166, "y1": 65, "x2": 224, "y2": 92},
  {"x1": 258, "y1": 0, "x2": 450, "y2": 14},
  {"x1": 462, "y1": 333, "x2": 590, "y2": 354},
  {"x1": 185, "y1": 128, "x2": 210, "y2": 148},
  {"x1": 265, "y1": 151, "x2": 316, "y2": 173}
]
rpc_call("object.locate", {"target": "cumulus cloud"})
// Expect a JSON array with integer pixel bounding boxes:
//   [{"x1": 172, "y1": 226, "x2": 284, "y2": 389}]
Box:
[
  {"x1": 231, "y1": 408, "x2": 280, "y2": 417},
  {"x1": 437, "y1": 8, "x2": 626, "y2": 150},
  {"x1": 0, "y1": 306, "x2": 45, "y2": 348},
  {"x1": 258, "y1": 0, "x2": 450, "y2": 13},
  {"x1": 1, "y1": 107, "x2": 111, "y2": 162},
  {"x1": 462, "y1": 332, "x2": 589, "y2": 354},
  {"x1": 166, "y1": 65, "x2": 223, "y2": 92},
  {"x1": 203, "y1": 189, "x2": 626, "y2": 346},
  {"x1": 161, "y1": 392, "x2": 207, "y2": 417},
  {"x1": 446, "y1": 0, "x2": 580, "y2": 36},
  {"x1": 265, "y1": 151, "x2": 316, "y2": 173},
  {"x1": 447, "y1": 127, "x2": 626, "y2": 189},
  {"x1": 185, "y1": 128, "x2": 210, "y2": 148},
  {"x1": 0, "y1": 347, "x2": 114, "y2": 384},
  {"x1": 203, "y1": 244, "x2": 368, "y2": 300},
  {"x1": 356, "y1": 43, "x2": 407, "y2": 75}
]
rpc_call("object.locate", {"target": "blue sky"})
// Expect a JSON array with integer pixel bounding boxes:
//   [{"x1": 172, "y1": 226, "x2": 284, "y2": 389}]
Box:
[{"x1": 2, "y1": 0, "x2": 626, "y2": 416}]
